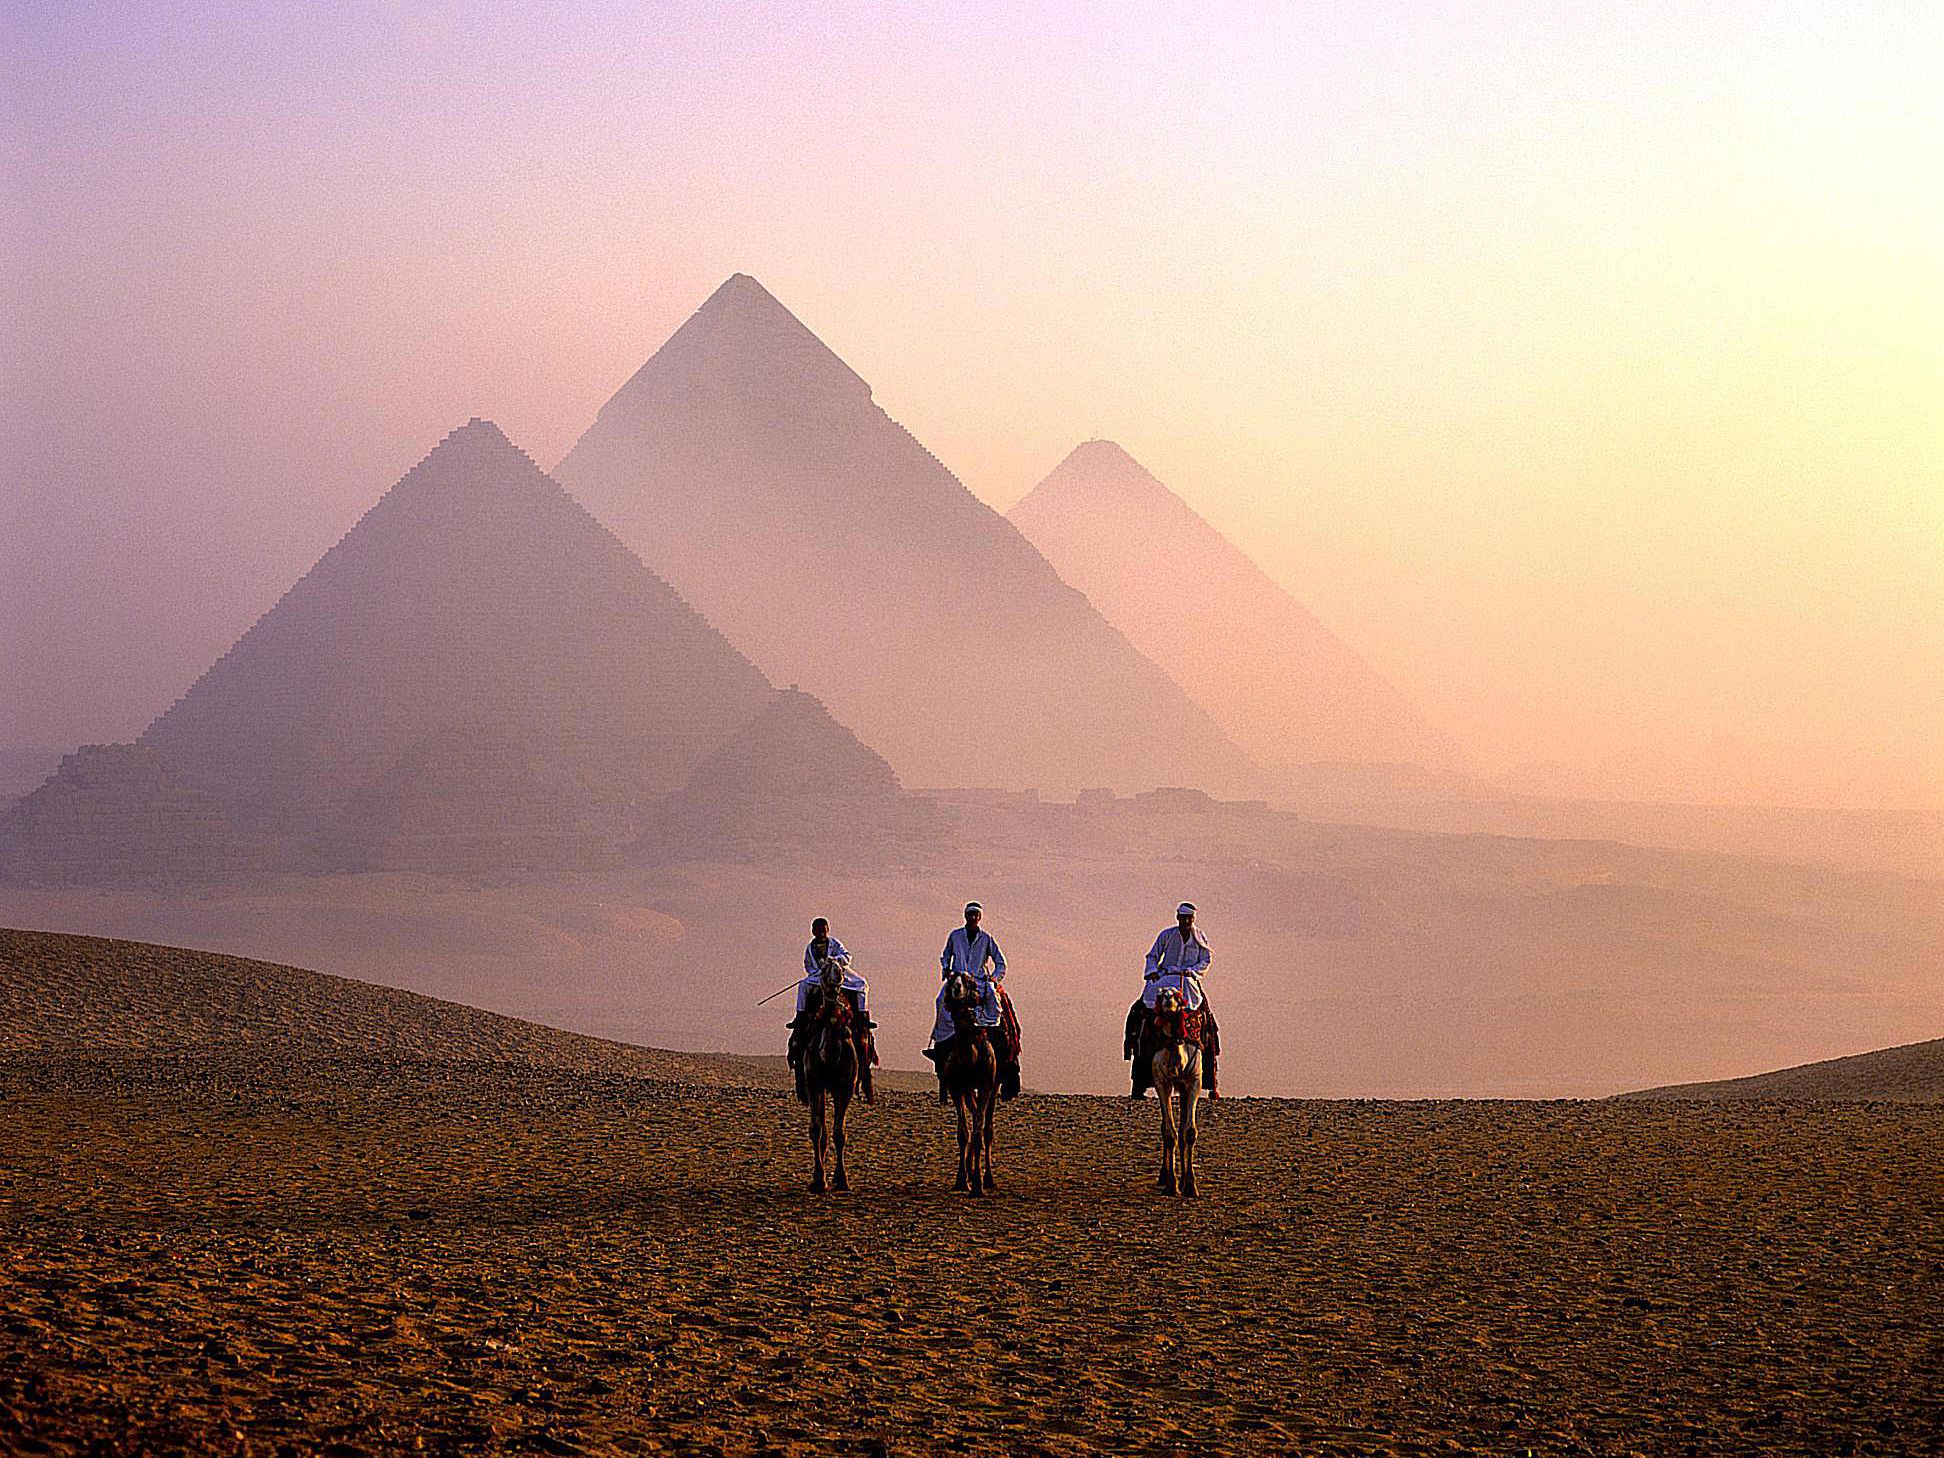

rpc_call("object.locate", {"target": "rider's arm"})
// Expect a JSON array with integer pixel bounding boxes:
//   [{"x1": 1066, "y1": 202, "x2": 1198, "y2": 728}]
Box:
[
  {"x1": 827, "y1": 937, "x2": 851, "y2": 968},
  {"x1": 987, "y1": 936, "x2": 1005, "y2": 980},
  {"x1": 940, "y1": 933, "x2": 956, "y2": 976},
  {"x1": 804, "y1": 942, "x2": 818, "y2": 976},
  {"x1": 1144, "y1": 930, "x2": 1168, "y2": 980}
]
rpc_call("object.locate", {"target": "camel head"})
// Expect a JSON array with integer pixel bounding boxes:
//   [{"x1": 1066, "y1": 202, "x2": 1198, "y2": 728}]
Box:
[
  {"x1": 1153, "y1": 986, "x2": 1186, "y2": 1034},
  {"x1": 943, "y1": 970, "x2": 980, "y2": 1022}
]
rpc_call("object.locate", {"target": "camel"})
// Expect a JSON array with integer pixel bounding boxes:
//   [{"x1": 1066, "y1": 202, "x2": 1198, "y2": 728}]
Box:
[
  {"x1": 1148, "y1": 987, "x2": 1202, "y2": 1197},
  {"x1": 800, "y1": 958, "x2": 860, "y2": 1194},
  {"x1": 939, "y1": 971, "x2": 1000, "y2": 1195}
]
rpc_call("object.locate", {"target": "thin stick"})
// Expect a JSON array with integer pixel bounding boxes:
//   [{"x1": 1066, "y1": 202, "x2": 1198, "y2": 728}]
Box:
[{"x1": 755, "y1": 980, "x2": 800, "y2": 1008}]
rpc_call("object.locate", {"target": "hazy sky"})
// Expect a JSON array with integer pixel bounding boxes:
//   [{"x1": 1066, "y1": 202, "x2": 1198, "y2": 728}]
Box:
[{"x1": 4, "y1": 1, "x2": 1939, "y2": 808}]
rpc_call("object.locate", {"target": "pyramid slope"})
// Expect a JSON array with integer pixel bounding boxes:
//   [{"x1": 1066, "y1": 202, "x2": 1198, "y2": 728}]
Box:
[
  {"x1": 1008, "y1": 441, "x2": 1457, "y2": 770},
  {"x1": 0, "y1": 744, "x2": 264, "y2": 886},
  {"x1": 554, "y1": 277, "x2": 1255, "y2": 794},
  {"x1": 139, "y1": 418, "x2": 779, "y2": 835}
]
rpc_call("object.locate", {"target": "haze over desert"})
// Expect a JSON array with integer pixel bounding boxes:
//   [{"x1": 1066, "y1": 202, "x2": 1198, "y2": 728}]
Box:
[{"x1": 3, "y1": 3, "x2": 1939, "y2": 1454}]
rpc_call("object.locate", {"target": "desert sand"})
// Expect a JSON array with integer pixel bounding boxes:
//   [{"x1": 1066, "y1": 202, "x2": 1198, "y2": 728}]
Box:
[
  {"x1": 3, "y1": 930, "x2": 1939, "y2": 1455},
  {"x1": 1627, "y1": 1036, "x2": 1944, "y2": 1103}
]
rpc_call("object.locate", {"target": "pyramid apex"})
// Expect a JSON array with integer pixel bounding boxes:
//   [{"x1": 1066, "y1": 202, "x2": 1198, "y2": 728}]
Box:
[
  {"x1": 584, "y1": 274, "x2": 872, "y2": 426},
  {"x1": 1067, "y1": 438, "x2": 1138, "y2": 467},
  {"x1": 1011, "y1": 439, "x2": 1176, "y2": 520},
  {"x1": 441, "y1": 416, "x2": 517, "y2": 449}
]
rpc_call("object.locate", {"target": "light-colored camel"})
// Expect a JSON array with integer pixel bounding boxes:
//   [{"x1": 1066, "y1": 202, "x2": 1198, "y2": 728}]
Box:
[
  {"x1": 1149, "y1": 987, "x2": 1201, "y2": 1197},
  {"x1": 940, "y1": 971, "x2": 999, "y2": 1195}
]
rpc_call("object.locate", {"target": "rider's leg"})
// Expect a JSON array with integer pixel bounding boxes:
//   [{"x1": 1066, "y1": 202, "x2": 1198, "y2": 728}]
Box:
[
  {"x1": 1127, "y1": 997, "x2": 1154, "y2": 1096},
  {"x1": 788, "y1": 980, "x2": 815, "y2": 1101},
  {"x1": 922, "y1": 984, "x2": 952, "y2": 1060}
]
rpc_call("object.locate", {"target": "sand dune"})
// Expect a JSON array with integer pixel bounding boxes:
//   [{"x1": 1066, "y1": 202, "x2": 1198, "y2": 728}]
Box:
[
  {"x1": 3, "y1": 1032, "x2": 1938, "y2": 1453},
  {"x1": 0, "y1": 927, "x2": 778, "y2": 1087},
  {"x1": 1626, "y1": 1036, "x2": 1944, "y2": 1102}
]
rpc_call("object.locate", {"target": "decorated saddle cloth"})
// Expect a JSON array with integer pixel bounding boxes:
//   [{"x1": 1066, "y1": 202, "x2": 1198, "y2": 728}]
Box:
[
  {"x1": 944, "y1": 988, "x2": 1021, "y2": 1064},
  {"x1": 1126, "y1": 998, "x2": 1218, "y2": 1058},
  {"x1": 995, "y1": 987, "x2": 1021, "y2": 1064}
]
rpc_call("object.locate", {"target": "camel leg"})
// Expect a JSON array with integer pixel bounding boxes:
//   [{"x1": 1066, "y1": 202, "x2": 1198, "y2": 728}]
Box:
[
  {"x1": 979, "y1": 1085, "x2": 997, "y2": 1192},
  {"x1": 966, "y1": 1090, "x2": 986, "y2": 1197},
  {"x1": 1158, "y1": 1068, "x2": 1179, "y2": 1195},
  {"x1": 1174, "y1": 1065, "x2": 1189, "y2": 1197},
  {"x1": 810, "y1": 1087, "x2": 827, "y2": 1195},
  {"x1": 954, "y1": 1092, "x2": 970, "y2": 1191},
  {"x1": 831, "y1": 1087, "x2": 850, "y2": 1192}
]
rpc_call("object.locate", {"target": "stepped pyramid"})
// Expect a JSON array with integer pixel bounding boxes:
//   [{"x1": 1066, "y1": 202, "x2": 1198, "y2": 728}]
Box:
[
  {"x1": 0, "y1": 744, "x2": 268, "y2": 886},
  {"x1": 553, "y1": 275, "x2": 1256, "y2": 795},
  {"x1": 1009, "y1": 441, "x2": 1457, "y2": 770}
]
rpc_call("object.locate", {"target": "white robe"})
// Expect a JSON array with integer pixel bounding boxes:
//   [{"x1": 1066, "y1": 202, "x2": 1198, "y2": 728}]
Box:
[
  {"x1": 1142, "y1": 925, "x2": 1211, "y2": 1010},
  {"x1": 796, "y1": 937, "x2": 867, "y2": 1014},
  {"x1": 932, "y1": 925, "x2": 1005, "y2": 1041}
]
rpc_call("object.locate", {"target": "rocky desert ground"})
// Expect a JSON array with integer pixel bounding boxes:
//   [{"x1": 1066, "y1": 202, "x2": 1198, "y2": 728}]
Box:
[{"x1": 2, "y1": 930, "x2": 1939, "y2": 1456}]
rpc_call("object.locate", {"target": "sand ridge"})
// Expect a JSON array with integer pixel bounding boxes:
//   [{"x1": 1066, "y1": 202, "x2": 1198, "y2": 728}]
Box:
[
  {"x1": 2, "y1": 927, "x2": 1938, "y2": 1453},
  {"x1": 1625, "y1": 1035, "x2": 1944, "y2": 1102},
  {"x1": 0, "y1": 927, "x2": 780, "y2": 1088},
  {"x1": 2, "y1": 1053, "x2": 1938, "y2": 1456}
]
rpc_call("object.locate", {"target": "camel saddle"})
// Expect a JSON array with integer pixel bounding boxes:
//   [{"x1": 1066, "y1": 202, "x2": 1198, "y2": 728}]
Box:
[{"x1": 1125, "y1": 996, "x2": 1219, "y2": 1097}]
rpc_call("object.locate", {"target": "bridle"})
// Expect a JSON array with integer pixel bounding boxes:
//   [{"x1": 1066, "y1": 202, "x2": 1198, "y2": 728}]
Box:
[
  {"x1": 812, "y1": 958, "x2": 851, "y2": 1030},
  {"x1": 943, "y1": 972, "x2": 988, "y2": 1052}
]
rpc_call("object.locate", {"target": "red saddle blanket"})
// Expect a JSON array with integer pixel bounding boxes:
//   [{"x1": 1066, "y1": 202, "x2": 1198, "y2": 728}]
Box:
[{"x1": 996, "y1": 988, "x2": 1021, "y2": 1064}]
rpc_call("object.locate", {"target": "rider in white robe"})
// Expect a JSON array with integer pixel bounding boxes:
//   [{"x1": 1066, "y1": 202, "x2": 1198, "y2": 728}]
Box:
[
  {"x1": 1127, "y1": 902, "x2": 1220, "y2": 1097},
  {"x1": 795, "y1": 933, "x2": 868, "y2": 1014},
  {"x1": 929, "y1": 903, "x2": 1005, "y2": 1043},
  {"x1": 1142, "y1": 911, "x2": 1211, "y2": 1010}
]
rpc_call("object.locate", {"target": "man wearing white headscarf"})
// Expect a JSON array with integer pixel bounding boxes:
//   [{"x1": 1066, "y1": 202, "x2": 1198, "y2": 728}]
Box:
[
  {"x1": 1125, "y1": 902, "x2": 1221, "y2": 1097},
  {"x1": 787, "y1": 917, "x2": 877, "y2": 1103},
  {"x1": 923, "y1": 901, "x2": 1020, "y2": 1100}
]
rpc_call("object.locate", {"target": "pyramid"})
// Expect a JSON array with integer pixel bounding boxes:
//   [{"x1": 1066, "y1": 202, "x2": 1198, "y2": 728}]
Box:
[
  {"x1": 1008, "y1": 441, "x2": 1458, "y2": 770},
  {"x1": 634, "y1": 688, "x2": 943, "y2": 864},
  {"x1": 0, "y1": 743, "x2": 266, "y2": 886},
  {"x1": 553, "y1": 275, "x2": 1255, "y2": 795},
  {"x1": 122, "y1": 418, "x2": 783, "y2": 865}
]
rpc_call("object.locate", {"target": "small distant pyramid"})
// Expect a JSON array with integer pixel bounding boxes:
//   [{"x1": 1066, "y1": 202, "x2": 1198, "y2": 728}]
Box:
[
  {"x1": 1009, "y1": 441, "x2": 1458, "y2": 770},
  {"x1": 554, "y1": 276, "x2": 1256, "y2": 795},
  {"x1": 634, "y1": 688, "x2": 941, "y2": 864},
  {"x1": 0, "y1": 744, "x2": 266, "y2": 887},
  {"x1": 136, "y1": 418, "x2": 779, "y2": 851}
]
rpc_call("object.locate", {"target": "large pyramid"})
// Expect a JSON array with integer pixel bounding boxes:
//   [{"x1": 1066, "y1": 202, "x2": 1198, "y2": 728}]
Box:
[
  {"x1": 552, "y1": 275, "x2": 1255, "y2": 795},
  {"x1": 1009, "y1": 441, "x2": 1457, "y2": 770},
  {"x1": 140, "y1": 418, "x2": 781, "y2": 837},
  {"x1": 0, "y1": 418, "x2": 820, "y2": 880}
]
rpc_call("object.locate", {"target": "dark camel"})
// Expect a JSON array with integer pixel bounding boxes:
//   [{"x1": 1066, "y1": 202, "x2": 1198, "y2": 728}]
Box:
[
  {"x1": 800, "y1": 957, "x2": 860, "y2": 1194},
  {"x1": 939, "y1": 971, "x2": 1000, "y2": 1195}
]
